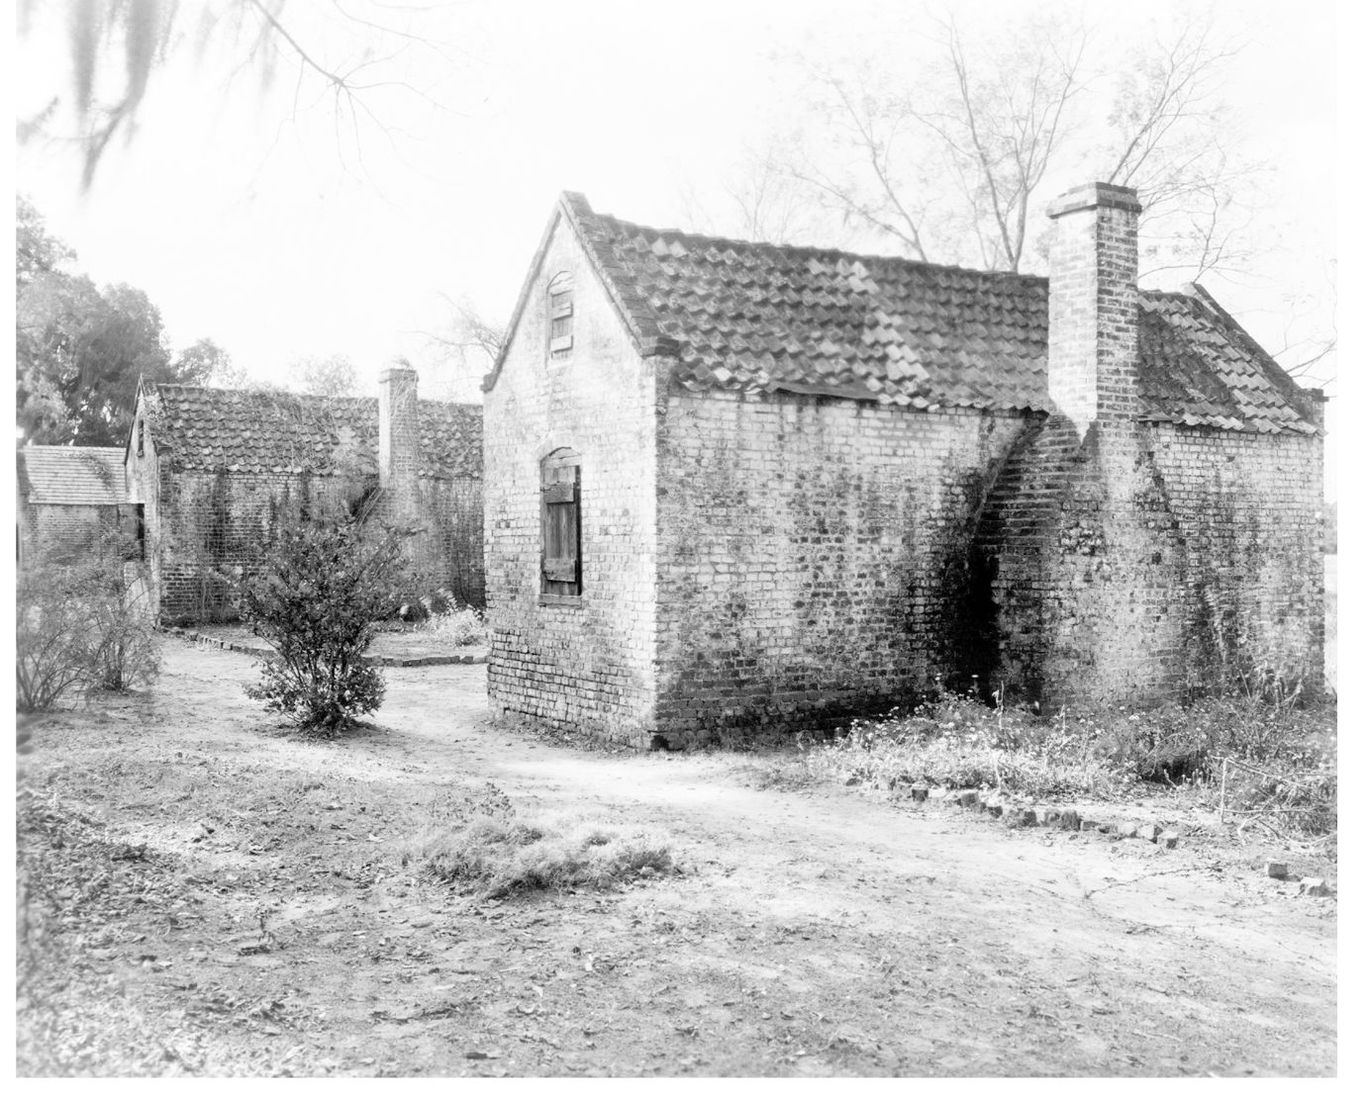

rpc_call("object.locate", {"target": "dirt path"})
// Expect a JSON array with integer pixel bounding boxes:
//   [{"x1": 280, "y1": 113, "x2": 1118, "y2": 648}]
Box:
[{"x1": 16, "y1": 638, "x2": 1336, "y2": 1077}]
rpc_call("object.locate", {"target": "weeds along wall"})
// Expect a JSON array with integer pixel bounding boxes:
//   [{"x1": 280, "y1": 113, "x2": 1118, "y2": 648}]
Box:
[
  {"x1": 483, "y1": 211, "x2": 660, "y2": 745},
  {"x1": 407, "y1": 478, "x2": 484, "y2": 609},
  {"x1": 654, "y1": 390, "x2": 1028, "y2": 743}
]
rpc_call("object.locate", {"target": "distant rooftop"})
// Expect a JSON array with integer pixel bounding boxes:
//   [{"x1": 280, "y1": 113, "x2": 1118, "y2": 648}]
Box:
[
  {"x1": 18, "y1": 446, "x2": 126, "y2": 506},
  {"x1": 141, "y1": 385, "x2": 483, "y2": 479}
]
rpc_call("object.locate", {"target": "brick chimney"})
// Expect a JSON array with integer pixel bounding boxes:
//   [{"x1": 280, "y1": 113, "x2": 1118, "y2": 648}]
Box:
[
  {"x1": 1045, "y1": 182, "x2": 1143, "y2": 432},
  {"x1": 378, "y1": 364, "x2": 420, "y2": 521}
]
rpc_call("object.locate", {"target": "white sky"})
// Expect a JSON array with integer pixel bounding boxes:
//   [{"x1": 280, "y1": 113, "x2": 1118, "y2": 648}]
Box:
[{"x1": 12, "y1": 0, "x2": 1342, "y2": 492}]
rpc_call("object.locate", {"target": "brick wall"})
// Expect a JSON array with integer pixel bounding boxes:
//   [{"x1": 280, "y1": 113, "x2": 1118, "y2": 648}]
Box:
[
  {"x1": 654, "y1": 390, "x2": 1028, "y2": 742},
  {"x1": 1151, "y1": 424, "x2": 1324, "y2": 694},
  {"x1": 128, "y1": 401, "x2": 483, "y2": 623},
  {"x1": 22, "y1": 503, "x2": 120, "y2": 565},
  {"x1": 409, "y1": 477, "x2": 485, "y2": 608},
  {"x1": 484, "y1": 212, "x2": 660, "y2": 744},
  {"x1": 154, "y1": 466, "x2": 368, "y2": 622},
  {"x1": 978, "y1": 418, "x2": 1323, "y2": 707}
]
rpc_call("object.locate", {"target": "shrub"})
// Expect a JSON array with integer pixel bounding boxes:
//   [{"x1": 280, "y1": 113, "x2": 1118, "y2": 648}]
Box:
[
  {"x1": 16, "y1": 555, "x2": 158, "y2": 711},
  {"x1": 239, "y1": 519, "x2": 413, "y2": 733},
  {"x1": 89, "y1": 578, "x2": 160, "y2": 692},
  {"x1": 16, "y1": 568, "x2": 95, "y2": 712}
]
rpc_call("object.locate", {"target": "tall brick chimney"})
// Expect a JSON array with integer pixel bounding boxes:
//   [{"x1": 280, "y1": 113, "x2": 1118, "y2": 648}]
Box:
[
  {"x1": 1045, "y1": 182, "x2": 1143, "y2": 433},
  {"x1": 378, "y1": 363, "x2": 420, "y2": 522}
]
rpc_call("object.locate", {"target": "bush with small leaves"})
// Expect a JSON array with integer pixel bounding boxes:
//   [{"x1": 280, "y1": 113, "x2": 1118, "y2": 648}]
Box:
[
  {"x1": 239, "y1": 519, "x2": 414, "y2": 733},
  {"x1": 17, "y1": 549, "x2": 158, "y2": 711},
  {"x1": 17, "y1": 568, "x2": 96, "y2": 712}
]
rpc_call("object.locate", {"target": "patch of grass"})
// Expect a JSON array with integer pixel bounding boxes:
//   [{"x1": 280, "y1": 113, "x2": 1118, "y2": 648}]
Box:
[
  {"x1": 421, "y1": 604, "x2": 487, "y2": 647},
  {"x1": 804, "y1": 698, "x2": 1132, "y2": 801},
  {"x1": 790, "y1": 692, "x2": 1336, "y2": 839},
  {"x1": 405, "y1": 784, "x2": 675, "y2": 898}
]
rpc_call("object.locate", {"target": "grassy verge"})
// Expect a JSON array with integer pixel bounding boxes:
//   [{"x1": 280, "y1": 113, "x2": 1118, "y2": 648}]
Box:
[{"x1": 761, "y1": 693, "x2": 1336, "y2": 845}]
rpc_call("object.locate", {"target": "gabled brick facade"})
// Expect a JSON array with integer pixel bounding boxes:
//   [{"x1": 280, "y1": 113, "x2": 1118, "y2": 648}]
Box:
[{"x1": 485, "y1": 185, "x2": 1325, "y2": 746}]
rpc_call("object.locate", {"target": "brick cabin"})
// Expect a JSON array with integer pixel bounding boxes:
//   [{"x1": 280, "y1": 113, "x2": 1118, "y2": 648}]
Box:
[
  {"x1": 17, "y1": 445, "x2": 143, "y2": 567},
  {"x1": 483, "y1": 183, "x2": 1324, "y2": 747},
  {"x1": 127, "y1": 369, "x2": 484, "y2": 623}
]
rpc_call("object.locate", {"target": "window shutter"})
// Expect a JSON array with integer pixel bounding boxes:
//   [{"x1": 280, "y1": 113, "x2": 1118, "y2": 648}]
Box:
[
  {"x1": 541, "y1": 458, "x2": 580, "y2": 595},
  {"x1": 548, "y1": 274, "x2": 574, "y2": 353}
]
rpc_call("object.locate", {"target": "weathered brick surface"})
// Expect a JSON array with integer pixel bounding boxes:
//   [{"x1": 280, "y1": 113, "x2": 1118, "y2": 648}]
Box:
[
  {"x1": 486, "y1": 185, "x2": 1324, "y2": 746},
  {"x1": 128, "y1": 441, "x2": 483, "y2": 624},
  {"x1": 484, "y1": 212, "x2": 660, "y2": 744},
  {"x1": 654, "y1": 391, "x2": 1025, "y2": 740},
  {"x1": 20, "y1": 502, "x2": 120, "y2": 565},
  {"x1": 977, "y1": 185, "x2": 1324, "y2": 706},
  {"x1": 1046, "y1": 183, "x2": 1143, "y2": 430},
  {"x1": 1150, "y1": 424, "x2": 1324, "y2": 693}
]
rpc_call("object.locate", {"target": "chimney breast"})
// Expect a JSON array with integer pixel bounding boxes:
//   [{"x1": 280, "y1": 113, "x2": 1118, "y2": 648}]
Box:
[
  {"x1": 378, "y1": 365, "x2": 420, "y2": 519},
  {"x1": 1046, "y1": 182, "x2": 1143, "y2": 432}
]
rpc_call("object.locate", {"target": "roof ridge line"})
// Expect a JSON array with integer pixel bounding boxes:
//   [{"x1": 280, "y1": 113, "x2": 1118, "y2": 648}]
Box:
[{"x1": 589, "y1": 208, "x2": 1050, "y2": 284}]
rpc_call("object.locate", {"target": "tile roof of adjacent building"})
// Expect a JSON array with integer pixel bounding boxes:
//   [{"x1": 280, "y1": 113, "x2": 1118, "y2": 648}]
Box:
[
  {"x1": 141, "y1": 384, "x2": 483, "y2": 478},
  {"x1": 18, "y1": 446, "x2": 127, "y2": 506},
  {"x1": 487, "y1": 192, "x2": 1321, "y2": 434}
]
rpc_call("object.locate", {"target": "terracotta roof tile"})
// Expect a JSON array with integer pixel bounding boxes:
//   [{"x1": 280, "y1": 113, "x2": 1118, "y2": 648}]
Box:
[
  {"x1": 145, "y1": 386, "x2": 482, "y2": 479},
  {"x1": 518, "y1": 194, "x2": 1317, "y2": 434},
  {"x1": 19, "y1": 446, "x2": 126, "y2": 506}
]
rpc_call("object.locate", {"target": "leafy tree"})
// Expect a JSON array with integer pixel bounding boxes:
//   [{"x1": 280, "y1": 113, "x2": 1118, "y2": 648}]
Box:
[
  {"x1": 173, "y1": 337, "x2": 234, "y2": 386},
  {"x1": 15, "y1": 197, "x2": 224, "y2": 444},
  {"x1": 239, "y1": 520, "x2": 413, "y2": 733},
  {"x1": 16, "y1": 195, "x2": 74, "y2": 290},
  {"x1": 290, "y1": 354, "x2": 358, "y2": 398}
]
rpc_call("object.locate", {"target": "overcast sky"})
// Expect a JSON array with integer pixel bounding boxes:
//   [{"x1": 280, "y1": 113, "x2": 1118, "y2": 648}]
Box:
[{"x1": 13, "y1": 0, "x2": 1340, "y2": 493}]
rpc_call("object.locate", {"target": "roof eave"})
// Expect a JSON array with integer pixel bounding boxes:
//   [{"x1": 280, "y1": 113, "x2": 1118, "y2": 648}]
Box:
[{"x1": 482, "y1": 191, "x2": 681, "y2": 395}]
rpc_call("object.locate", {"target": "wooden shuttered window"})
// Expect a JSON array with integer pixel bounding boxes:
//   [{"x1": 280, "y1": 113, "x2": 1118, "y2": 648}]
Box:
[
  {"x1": 548, "y1": 272, "x2": 573, "y2": 354},
  {"x1": 541, "y1": 452, "x2": 581, "y2": 598}
]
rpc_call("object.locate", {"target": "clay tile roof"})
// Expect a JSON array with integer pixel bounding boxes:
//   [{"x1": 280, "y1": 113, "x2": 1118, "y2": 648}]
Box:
[
  {"x1": 18, "y1": 446, "x2": 126, "y2": 506},
  {"x1": 1136, "y1": 288, "x2": 1319, "y2": 434},
  {"x1": 144, "y1": 385, "x2": 482, "y2": 479},
  {"x1": 498, "y1": 193, "x2": 1318, "y2": 434}
]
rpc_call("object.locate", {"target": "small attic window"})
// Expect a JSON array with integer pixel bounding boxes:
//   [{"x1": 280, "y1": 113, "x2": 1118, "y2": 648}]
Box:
[
  {"x1": 136, "y1": 418, "x2": 145, "y2": 458},
  {"x1": 547, "y1": 271, "x2": 574, "y2": 356}
]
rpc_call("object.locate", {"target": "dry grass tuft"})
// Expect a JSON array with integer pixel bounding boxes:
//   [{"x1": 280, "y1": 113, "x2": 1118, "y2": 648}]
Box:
[{"x1": 406, "y1": 786, "x2": 675, "y2": 898}]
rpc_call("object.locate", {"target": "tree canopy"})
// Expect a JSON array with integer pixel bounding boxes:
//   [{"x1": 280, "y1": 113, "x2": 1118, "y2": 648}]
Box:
[{"x1": 16, "y1": 197, "x2": 226, "y2": 446}]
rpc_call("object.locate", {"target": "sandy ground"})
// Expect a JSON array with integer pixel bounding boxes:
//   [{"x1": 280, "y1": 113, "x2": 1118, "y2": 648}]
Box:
[{"x1": 16, "y1": 637, "x2": 1336, "y2": 1077}]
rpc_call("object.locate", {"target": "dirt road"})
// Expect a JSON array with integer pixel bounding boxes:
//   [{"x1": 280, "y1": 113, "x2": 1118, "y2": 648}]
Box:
[{"x1": 16, "y1": 638, "x2": 1336, "y2": 1076}]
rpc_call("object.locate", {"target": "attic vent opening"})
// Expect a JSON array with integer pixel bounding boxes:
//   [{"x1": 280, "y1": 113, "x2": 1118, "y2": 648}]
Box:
[{"x1": 547, "y1": 271, "x2": 574, "y2": 357}]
